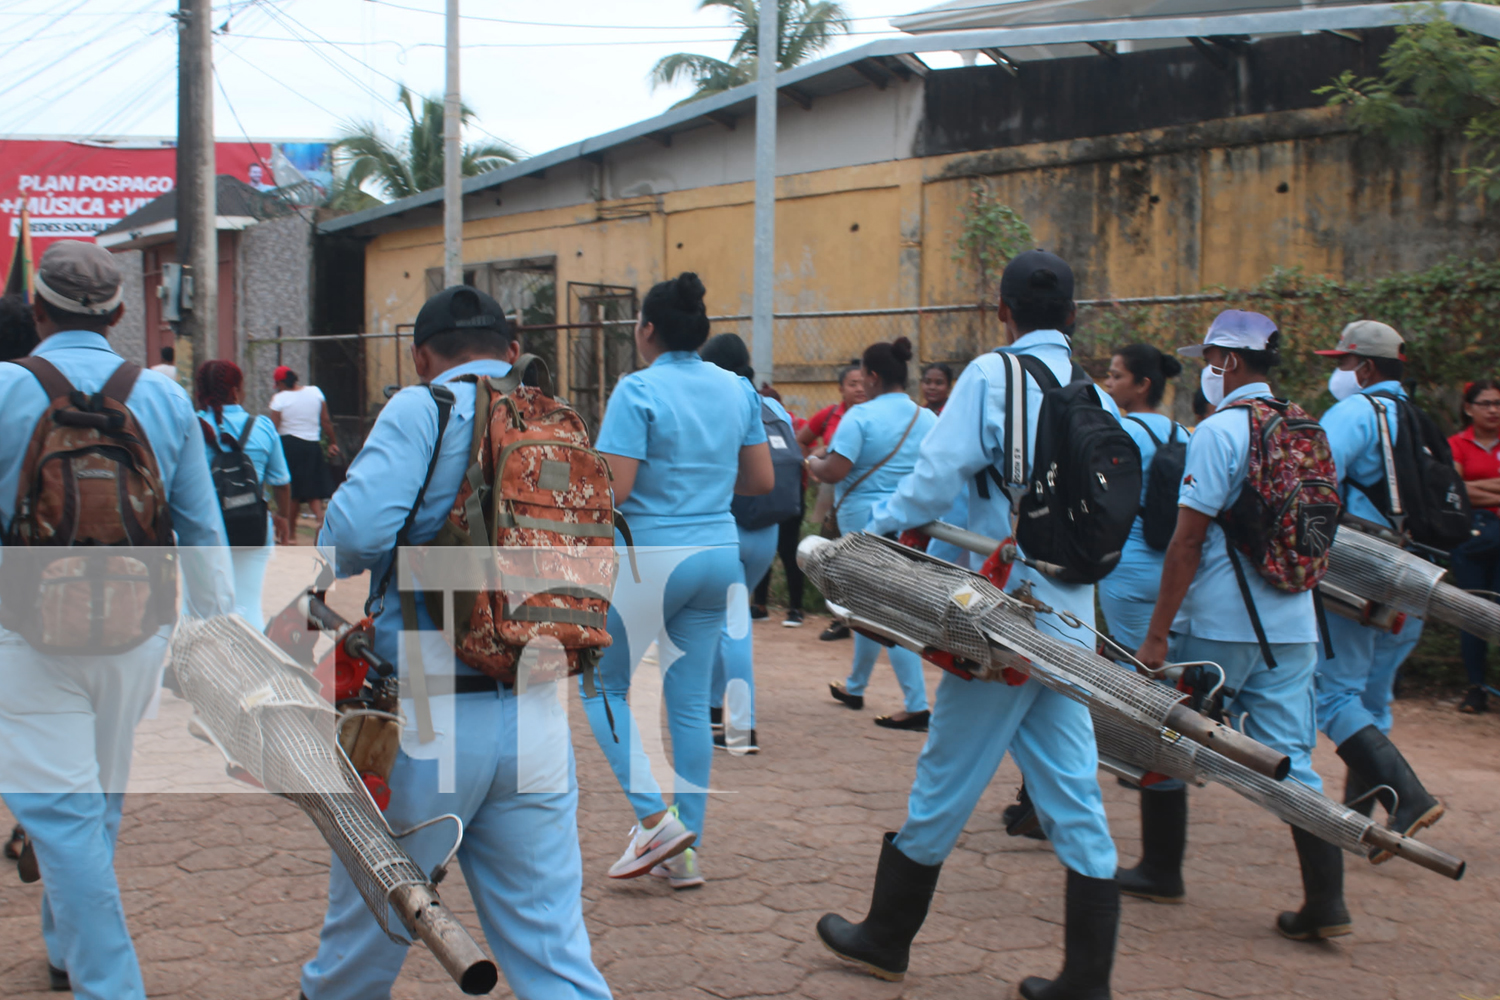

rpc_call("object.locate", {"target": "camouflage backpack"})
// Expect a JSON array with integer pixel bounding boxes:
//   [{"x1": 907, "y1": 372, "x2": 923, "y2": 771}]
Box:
[
  {"x1": 1216, "y1": 397, "x2": 1341, "y2": 665},
  {"x1": 0, "y1": 357, "x2": 177, "y2": 654}
]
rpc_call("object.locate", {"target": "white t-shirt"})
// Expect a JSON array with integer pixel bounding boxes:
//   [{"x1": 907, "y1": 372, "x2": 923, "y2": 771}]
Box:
[
  {"x1": 270, "y1": 385, "x2": 326, "y2": 441},
  {"x1": 150, "y1": 363, "x2": 178, "y2": 379}
]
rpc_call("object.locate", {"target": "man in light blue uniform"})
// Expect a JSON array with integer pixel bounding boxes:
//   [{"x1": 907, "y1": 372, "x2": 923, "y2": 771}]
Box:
[
  {"x1": 300, "y1": 286, "x2": 611, "y2": 1000},
  {"x1": 1136, "y1": 311, "x2": 1348, "y2": 941},
  {"x1": 0, "y1": 241, "x2": 233, "y2": 999},
  {"x1": 1313, "y1": 321, "x2": 1444, "y2": 841},
  {"x1": 816, "y1": 252, "x2": 1120, "y2": 1000}
]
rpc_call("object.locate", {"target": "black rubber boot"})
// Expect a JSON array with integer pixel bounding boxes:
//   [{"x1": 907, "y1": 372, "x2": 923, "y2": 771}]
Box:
[
  {"x1": 1003, "y1": 783, "x2": 1048, "y2": 841},
  {"x1": 816, "y1": 832, "x2": 942, "y2": 981},
  {"x1": 1018, "y1": 869, "x2": 1120, "y2": 1000},
  {"x1": 1342, "y1": 766, "x2": 1376, "y2": 818},
  {"x1": 1335, "y1": 724, "x2": 1444, "y2": 860},
  {"x1": 1116, "y1": 783, "x2": 1187, "y2": 903},
  {"x1": 1276, "y1": 826, "x2": 1351, "y2": 941}
]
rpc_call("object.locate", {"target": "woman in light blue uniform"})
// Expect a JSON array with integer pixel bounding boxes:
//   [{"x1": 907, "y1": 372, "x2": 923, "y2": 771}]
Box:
[
  {"x1": 1099, "y1": 343, "x2": 1184, "y2": 652},
  {"x1": 812, "y1": 337, "x2": 938, "y2": 731},
  {"x1": 1098, "y1": 343, "x2": 1193, "y2": 904},
  {"x1": 195, "y1": 360, "x2": 291, "y2": 628},
  {"x1": 701, "y1": 333, "x2": 791, "y2": 756},
  {"x1": 586, "y1": 274, "x2": 774, "y2": 889}
]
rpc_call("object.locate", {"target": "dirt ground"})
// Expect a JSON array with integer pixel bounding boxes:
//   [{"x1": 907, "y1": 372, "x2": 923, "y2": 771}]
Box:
[{"x1": 1, "y1": 593, "x2": 1496, "y2": 1000}]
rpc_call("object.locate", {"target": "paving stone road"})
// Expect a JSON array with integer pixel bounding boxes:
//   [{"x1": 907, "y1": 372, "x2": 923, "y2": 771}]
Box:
[{"x1": 1, "y1": 600, "x2": 1496, "y2": 1000}]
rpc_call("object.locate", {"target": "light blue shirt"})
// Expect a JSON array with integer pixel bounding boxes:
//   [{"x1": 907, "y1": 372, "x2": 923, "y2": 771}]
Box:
[
  {"x1": 1175, "y1": 382, "x2": 1318, "y2": 644},
  {"x1": 319, "y1": 358, "x2": 511, "y2": 671},
  {"x1": 829, "y1": 391, "x2": 937, "y2": 529},
  {"x1": 197, "y1": 405, "x2": 292, "y2": 489},
  {"x1": 595, "y1": 351, "x2": 766, "y2": 546},
  {"x1": 1320, "y1": 380, "x2": 1404, "y2": 528},
  {"x1": 866, "y1": 330, "x2": 1115, "y2": 645},
  {"x1": 1106, "y1": 412, "x2": 1179, "y2": 598},
  {"x1": 0, "y1": 330, "x2": 233, "y2": 615}
]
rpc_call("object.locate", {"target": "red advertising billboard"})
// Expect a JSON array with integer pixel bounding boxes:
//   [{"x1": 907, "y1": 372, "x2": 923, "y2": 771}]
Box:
[{"x1": 0, "y1": 138, "x2": 295, "y2": 263}]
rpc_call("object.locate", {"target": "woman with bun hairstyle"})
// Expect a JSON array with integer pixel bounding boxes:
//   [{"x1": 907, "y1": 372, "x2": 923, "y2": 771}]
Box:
[
  {"x1": 700, "y1": 332, "x2": 796, "y2": 756},
  {"x1": 586, "y1": 273, "x2": 775, "y2": 889},
  {"x1": 1099, "y1": 343, "x2": 1185, "y2": 651},
  {"x1": 810, "y1": 337, "x2": 938, "y2": 730}
]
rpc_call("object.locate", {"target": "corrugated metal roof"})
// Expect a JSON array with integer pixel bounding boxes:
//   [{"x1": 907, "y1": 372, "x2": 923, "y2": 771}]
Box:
[{"x1": 319, "y1": 1, "x2": 1500, "y2": 236}]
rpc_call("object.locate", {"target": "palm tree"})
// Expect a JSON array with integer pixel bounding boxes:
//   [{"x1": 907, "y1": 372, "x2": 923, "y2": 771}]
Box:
[
  {"x1": 330, "y1": 85, "x2": 522, "y2": 207},
  {"x1": 650, "y1": 0, "x2": 852, "y2": 105}
]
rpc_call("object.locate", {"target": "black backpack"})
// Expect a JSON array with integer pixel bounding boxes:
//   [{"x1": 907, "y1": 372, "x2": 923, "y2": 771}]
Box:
[
  {"x1": 201, "y1": 415, "x2": 268, "y2": 547},
  {"x1": 1124, "y1": 415, "x2": 1187, "y2": 551},
  {"x1": 732, "y1": 400, "x2": 804, "y2": 530},
  {"x1": 1355, "y1": 392, "x2": 1471, "y2": 551},
  {"x1": 976, "y1": 353, "x2": 1142, "y2": 584}
]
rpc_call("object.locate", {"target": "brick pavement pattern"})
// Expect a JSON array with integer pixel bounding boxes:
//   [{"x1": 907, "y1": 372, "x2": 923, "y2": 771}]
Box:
[{"x1": 1, "y1": 612, "x2": 1496, "y2": 999}]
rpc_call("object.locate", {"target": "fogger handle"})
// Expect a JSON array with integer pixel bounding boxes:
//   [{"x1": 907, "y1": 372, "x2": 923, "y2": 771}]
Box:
[
  {"x1": 1163, "y1": 705, "x2": 1291, "y2": 781},
  {"x1": 391, "y1": 884, "x2": 499, "y2": 995},
  {"x1": 1361, "y1": 827, "x2": 1466, "y2": 881}
]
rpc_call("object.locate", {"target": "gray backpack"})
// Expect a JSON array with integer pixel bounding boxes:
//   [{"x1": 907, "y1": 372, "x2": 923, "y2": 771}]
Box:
[{"x1": 732, "y1": 401, "x2": 803, "y2": 530}]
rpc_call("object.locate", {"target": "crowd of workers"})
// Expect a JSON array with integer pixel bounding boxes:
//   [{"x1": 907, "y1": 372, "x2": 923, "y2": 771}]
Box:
[{"x1": 0, "y1": 239, "x2": 1489, "y2": 1000}]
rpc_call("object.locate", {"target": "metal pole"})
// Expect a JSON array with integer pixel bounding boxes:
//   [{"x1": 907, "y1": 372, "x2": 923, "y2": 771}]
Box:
[
  {"x1": 442, "y1": 0, "x2": 462, "y2": 289},
  {"x1": 176, "y1": 0, "x2": 217, "y2": 362},
  {"x1": 751, "y1": 0, "x2": 778, "y2": 386}
]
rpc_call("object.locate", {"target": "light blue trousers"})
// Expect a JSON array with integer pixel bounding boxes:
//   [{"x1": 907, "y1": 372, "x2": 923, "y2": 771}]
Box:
[
  {"x1": 230, "y1": 537, "x2": 274, "y2": 630},
  {"x1": 895, "y1": 673, "x2": 1116, "y2": 877},
  {"x1": 845, "y1": 634, "x2": 930, "y2": 713},
  {"x1": 1314, "y1": 614, "x2": 1425, "y2": 747},
  {"x1": 580, "y1": 541, "x2": 741, "y2": 844},
  {"x1": 1097, "y1": 587, "x2": 1155, "y2": 654},
  {"x1": 1170, "y1": 635, "x2": 1323, "y2": 793},
  {"x1": 0, "y1": 628, "x2": 168, "y2": 1000},
  {"x1": 710, "y1": 524, "x2": 779, "y2": 731},
  {"x1": 301, "y1": 684, "x2": 611, "y2": 1000}
]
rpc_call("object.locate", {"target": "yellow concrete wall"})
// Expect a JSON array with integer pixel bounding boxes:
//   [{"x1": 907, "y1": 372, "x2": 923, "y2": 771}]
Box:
[{"x1": 356, "y1": 106, "x2": 1493, "y2": 419}]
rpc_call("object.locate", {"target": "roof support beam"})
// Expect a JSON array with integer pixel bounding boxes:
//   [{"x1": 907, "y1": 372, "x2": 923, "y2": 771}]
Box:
[
  {"x1": 1087, "y1": 39, "x2": 1118, "y2": 58},
  {"x1": 1322, "y1": 28, "x2": 1364, "y2": 43},
  {"x1": 705, "y1": 110, "x2": 737, "y2": 131},
  {"x1": 780, "y1": 85, "x2": 813, "y2": 110},
  {"x1": 1188, "y1": 36, "x2": 1229, "y2": 70},
  {"x1": 647, "y1": 131, "x2": 672, "y2": 148},
  {"x1": 980, "y1": 47, "x2": 1020, "y2": 76},
  {"x1": 891, "y1": 52, "x2": 930, "y2": 79},
  {"x1": 851, "y1": 58, "x2": 890, "y2": 90}
]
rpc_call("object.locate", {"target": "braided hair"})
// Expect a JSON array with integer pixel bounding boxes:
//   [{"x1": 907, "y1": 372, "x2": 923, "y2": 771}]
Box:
[{"x1": 196, "y1": 360, "x2": 244, "y2": 427}]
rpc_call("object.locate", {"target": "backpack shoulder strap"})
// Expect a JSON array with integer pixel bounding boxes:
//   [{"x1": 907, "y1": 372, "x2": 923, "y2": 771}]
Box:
[
  {"x1": 1124, "y1": 414, "x2": 1163, "y2": 448},
  {"x1": 11, "y1": 355, "x2": 76, "y2": 400},
  {"x1": 1363, "y1": 393, "x2": 1402, "y2": 517},
  {"x1": 101, "y1": 361, "x2": 142, "y2": 405},
  {"x1": 493, "y1": 354, "x2": 553, "y2": 397}
]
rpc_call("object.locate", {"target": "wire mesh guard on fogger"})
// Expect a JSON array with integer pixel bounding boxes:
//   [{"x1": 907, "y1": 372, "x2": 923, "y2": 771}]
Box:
[
  {"x1": 796, "y1": 531, "x2": 1290, "y2": 780},
  {"x1": 169, "y1": 614, "x2": 500, "y2": 995}
]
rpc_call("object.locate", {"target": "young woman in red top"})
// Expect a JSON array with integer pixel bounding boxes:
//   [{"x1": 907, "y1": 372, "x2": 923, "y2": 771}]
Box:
[
  {"x1": 798, "y1": 363, "x2": 866, "y2": 641},
  {"x1": 1448, "y1": 378, "x2": 1500, "y2": 713}
]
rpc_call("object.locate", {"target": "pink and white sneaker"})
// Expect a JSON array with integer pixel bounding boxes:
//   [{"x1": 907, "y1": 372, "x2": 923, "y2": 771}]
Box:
[{"x1": 606, "y1": 806, "x2": 696, "y2": 880}]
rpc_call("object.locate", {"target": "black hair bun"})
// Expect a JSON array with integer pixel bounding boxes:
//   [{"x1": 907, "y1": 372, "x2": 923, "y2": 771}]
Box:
[
  {"x1": 672, "y1": 272, "x2": 707, "y2": 312},
  {"x1": 1160, "y1": 354, "x2": 1183, "y2": 379},
  {"x1": 892, "y1": 336, "x2": 913, "y2": 363}
]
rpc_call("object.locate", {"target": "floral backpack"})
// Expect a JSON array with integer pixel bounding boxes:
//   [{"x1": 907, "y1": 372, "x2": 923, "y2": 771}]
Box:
[{"x1": 1216, "y1": 397, "x2": 1341, "y2": 666}]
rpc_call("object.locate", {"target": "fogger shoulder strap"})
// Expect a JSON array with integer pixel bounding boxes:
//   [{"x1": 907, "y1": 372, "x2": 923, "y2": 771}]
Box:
[{"x1": 1363, "y1": 393, "x2": 1403, "y2": 520}]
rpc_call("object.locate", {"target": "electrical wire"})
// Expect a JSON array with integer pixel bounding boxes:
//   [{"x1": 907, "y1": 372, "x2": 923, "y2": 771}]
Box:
[{"x1": 362, "y1": 0, "x2": 913, "y2": 29}]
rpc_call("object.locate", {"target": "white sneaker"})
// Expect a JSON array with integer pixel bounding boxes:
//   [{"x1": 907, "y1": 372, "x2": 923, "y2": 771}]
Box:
[
  {"x1": 606, "y1": 807, "x2": 696, "y2": 879},
  {"x1": 650, "y1": 847, "x2": 706, "y2": 889}
]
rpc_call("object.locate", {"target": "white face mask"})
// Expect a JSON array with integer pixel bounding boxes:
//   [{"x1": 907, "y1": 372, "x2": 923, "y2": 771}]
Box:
[
  {"x1": 1200, "y1": 363, "x2": 1227, "y2": 407},
  {"x1": 1327, "y1": 366, "x2": 1362, "y2": 402}
]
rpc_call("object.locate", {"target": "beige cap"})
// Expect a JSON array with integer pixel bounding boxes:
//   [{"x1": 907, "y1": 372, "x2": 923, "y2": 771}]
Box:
[
  {"x1": 34, "y1": 240, "x2": 123, "y2": 316},
  {"x1": 1314, "y1": 320, "x2": 1405, "y2": 360}
]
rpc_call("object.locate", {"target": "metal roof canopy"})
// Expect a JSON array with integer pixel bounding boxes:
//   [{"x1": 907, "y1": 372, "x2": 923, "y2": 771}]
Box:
[{"x1": 320, "y1": 1, "x2": 1500, "y2": 236}]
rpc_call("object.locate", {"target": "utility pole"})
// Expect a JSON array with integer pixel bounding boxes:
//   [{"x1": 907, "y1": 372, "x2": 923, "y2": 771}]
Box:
[
  {"x1": 751, "y1": 0, "x2": 778, "y2": 386},
  {"x1": 442, "y1": 0, "x2": 462, "y2": 289},
  {"x1": 176, "y1": 0, "x2": 217, "y2": 362}
]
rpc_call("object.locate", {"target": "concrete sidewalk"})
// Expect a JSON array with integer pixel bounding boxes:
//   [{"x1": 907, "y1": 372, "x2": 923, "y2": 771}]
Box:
[{"x1": 1, "y1": 614, "x2": 1496, "y2": 999}]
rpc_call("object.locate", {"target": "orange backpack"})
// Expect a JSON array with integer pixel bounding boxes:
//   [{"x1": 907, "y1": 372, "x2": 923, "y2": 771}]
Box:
[
  {"x1": 0, "y1": 357, "x2": 177, "y2": 653},
  {"x1": 382, "y1": 356, "x2": 623, "y2": 690}
]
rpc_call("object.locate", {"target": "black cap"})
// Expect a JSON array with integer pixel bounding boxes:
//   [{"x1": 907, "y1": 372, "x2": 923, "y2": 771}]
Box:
[
  {"x1": 413, "y1": 285, "x2": 508, "y2": 347},
  {"x1": 999, "y1": 249, "x2": 1074, "y2": 306}
]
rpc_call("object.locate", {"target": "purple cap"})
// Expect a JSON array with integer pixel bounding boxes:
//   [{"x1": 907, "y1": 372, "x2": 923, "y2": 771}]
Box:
[{"x1": 1179, "y1": 310, "x2": 1277, "y2": 358}]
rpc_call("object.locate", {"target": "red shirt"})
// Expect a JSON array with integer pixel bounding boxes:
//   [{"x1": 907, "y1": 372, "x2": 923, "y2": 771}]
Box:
[
  {"x1": 1450, "y1": 426, "x2": 1500, "y2": 514},
  {"x1": 806, "y1": 402, "x2": 848, "y2": 445}
]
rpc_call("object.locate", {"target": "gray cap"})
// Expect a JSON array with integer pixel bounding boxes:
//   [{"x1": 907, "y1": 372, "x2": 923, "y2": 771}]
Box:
[
  {"x1": 1314, "y1": 320, "x2": 1405, "y2": 360},
  {"x1": 34, "y1": 240, "x2": 123, "y2": 316}
]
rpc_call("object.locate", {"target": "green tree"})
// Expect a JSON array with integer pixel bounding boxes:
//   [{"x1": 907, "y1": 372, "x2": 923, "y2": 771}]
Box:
[
  {"x1": 330, "y1": 85, "x2": 522, "y2": 207},
  {"x1": 952, "y1": 184, "x2": 1034, "y2": 304},
  {"x1": 1319, "y1": 2, "x2": 1500, "y2": 196},
  {"x1": 650, "y1": 0, "x2": 852, "y2": 105}
]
